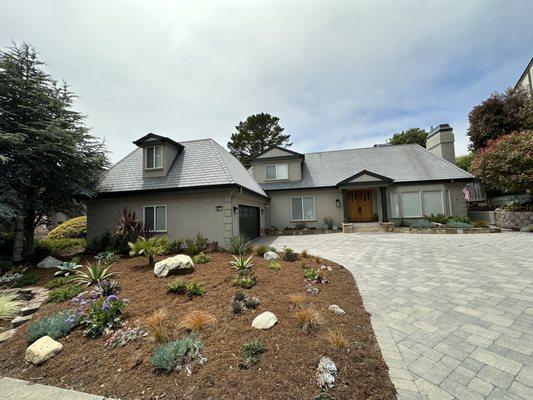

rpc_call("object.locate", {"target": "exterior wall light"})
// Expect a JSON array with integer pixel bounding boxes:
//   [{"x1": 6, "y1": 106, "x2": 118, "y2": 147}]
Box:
[
  {"x1": 335, "y1": 199, "x2": 341, "y2": 207},
  {"x1": 233, "y1": 206, "x2": 239, "y2": 213},
  {"x1": 215, "y1": 205, "x2": 223, "y2": 212}
]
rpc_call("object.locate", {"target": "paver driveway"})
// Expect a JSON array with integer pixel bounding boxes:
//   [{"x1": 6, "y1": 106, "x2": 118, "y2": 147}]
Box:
[{"x1": 256, "y1": 232, "x2": 533, "y2": 400}]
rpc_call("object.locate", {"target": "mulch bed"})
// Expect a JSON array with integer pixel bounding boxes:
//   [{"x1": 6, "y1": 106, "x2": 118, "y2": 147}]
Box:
[{"x1": 0, "y1": 252, "x2": 396, "y2": 400}]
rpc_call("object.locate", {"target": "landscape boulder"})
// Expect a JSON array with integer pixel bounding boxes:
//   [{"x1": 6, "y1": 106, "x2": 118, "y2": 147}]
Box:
[
  {"x1": 154, "y1": 255, "x2": 194, "y2": 278},
  {"x1": 263, "y1": 251, "x2": 278, "y2": 260},
  {"x1": 25, "y1": 336, "x2": 63, "y2": 365},
  {"x1": 328, "y1": 305, "x2": 346, "y2": 316},
  {"x1": 251, "y1": 311, "x2": 278, "y2": 330},
  {"x1": 37, "y1": 256, "x2": 62, "y2": 269}
]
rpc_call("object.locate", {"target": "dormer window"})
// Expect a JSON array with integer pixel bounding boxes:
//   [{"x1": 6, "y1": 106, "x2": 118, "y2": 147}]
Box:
[
  {"x1": 146, "y1": 146, "x2": 163, "y2": 169},
  {"x1": 266, "y1": 163, "x2": 288, "y2": 180}
]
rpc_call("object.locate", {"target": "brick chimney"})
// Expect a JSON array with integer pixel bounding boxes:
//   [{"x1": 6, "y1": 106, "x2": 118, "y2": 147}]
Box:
[{"x1": 427, "y1": 124, "x2": 456, "y2": 164}]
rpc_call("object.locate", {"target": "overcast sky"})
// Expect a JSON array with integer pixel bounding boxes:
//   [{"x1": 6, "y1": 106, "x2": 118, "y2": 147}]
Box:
[{"x1": 1, "y1": 1, "x2": 532, "y2": 162}]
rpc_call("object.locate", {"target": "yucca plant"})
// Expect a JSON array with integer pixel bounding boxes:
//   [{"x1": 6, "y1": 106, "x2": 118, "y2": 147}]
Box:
[
  {"x1": 226, "y1": 235, "x2": 251, "y2": 255},
  {"x1": 230, "y1": 255, "x2": 254, "y2": 272},
  {"x1": 0, "y1": 291, "x2": 24, "y2": 320},
  {"x1": 74, "y1": 261, "x2": 115, "y2": 287},
  {"x1": 128, "y1": 236, "x2": 169, "y2": 267}
]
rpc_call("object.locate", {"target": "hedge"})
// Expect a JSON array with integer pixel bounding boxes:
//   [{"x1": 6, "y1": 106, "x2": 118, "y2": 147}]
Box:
[{"x1": 48, "y1": 216, "x2": 87, "y2": 240}]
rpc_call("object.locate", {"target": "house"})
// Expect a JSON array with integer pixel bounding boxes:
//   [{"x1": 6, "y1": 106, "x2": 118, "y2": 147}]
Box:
[
  {"x1": 515, "y1": 57, "x2": 533, "y2": 96},
  {"x1": 87, "y1": 124, "x2": 473, "y2": 244}
]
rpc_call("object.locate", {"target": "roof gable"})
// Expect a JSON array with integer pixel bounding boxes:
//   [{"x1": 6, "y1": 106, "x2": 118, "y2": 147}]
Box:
[
  {"x1": 254, "y1": 146, "x2": 303, "y2": 161},
  {"x1": 338, "y1": 170, "x2": 394, "y2": 186},
  {"x1": 132, "y1": 133, "x2": 184, "y2": 149}
]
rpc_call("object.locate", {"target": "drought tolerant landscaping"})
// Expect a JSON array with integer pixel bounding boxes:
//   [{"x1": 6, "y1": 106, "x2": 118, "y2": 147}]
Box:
[{"x1": 0, "y1": 237, "x2": 396, "y2": 400}]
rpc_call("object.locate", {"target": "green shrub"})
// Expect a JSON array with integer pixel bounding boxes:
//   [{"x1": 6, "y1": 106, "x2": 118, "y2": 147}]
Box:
[
  {"x1": 38, "y1": 238, "x2": 86, "y2": 257},
  {"x1": 151, "y1": 334, "x2": 204, "y2": 371},
  {"x1": 424, "y1": 213, "x2": 447, "y2": 224},
  {"x1": 45, "y1": 276, "x2": 75, "y2": 289},
  {"x1": 304, "y1": 268, "x2": 319, "y2": 281},
  {"x1": 394, "y1": 219, "x2": 411, "y2": 227},
  {"x1": 185, "y1": 281, "x2": 205, "y2": 298},
  {"x1": 0, "y1": 259, "x2": 13, "y2": 275},
  {"x1": 268, "y1": 261, "x2": 281, "y2": 270},
  {"x1": 28, "y1": 310, "x2": 76, "y2": 342},
  {"x1": 185, "y1": 232, "x2": 207, "y2": 256},
  {"x1": 239, "y1": 340, "x2": 265, "y2": 368},
  {"x1": 473, "y1": 220, "x2": 489, "y2": 228},
  {"x1": 192, "y1": 252, "x2": 211, "y2": 264},
  {"x1": 226, "y1": 235, "x2": 251, "y2": 255},
  {"x1": 233, "y1": 275, "x2": 256, "y2": 289},
  {"x1": 48, "y1": 216, "x2": 87, "y2": 240},
  {"x1": 446, "y1": 215, "x2": 471, "y2": 224},
  {"x1": 94, "y1": 251, "x2": 119, "y2": 265},
  {"x1": 167, "y1": 240, "x2": 183, "y2": 254},
  {"x1": 0, "y1": 232, "x2": 14, "y2": 255},
  {"x1": 283, "y1": 248, "x2": 299, "y2": 262},
  {"x1": 447, "y1": 221, "x2": 473, "y2": 229},
  {"x1": 48, "y1": 285, "x2": 85, "y2": 303},
  {"x1": 254, "y1": 245, "x2": 269, "y2": 257},
  {"x1": 129, "y1": 236, "x2": 169, "y2": 267},
  {"x1": 0, "y1": 291, "x2": 24, "y2": 319},
  {"x1": 167, "y1": 278, "x2": 187, "y2": 294},
  {"x1": 323, "y1": 217, "x2": 334, "y2": 229},
  {"x1": 85, "y1": 231, "x2": 113, "y2": 254},
  {"x1": 81, "y1": 295, "x2": 127, "y2": 338},
  {"x1": 12, "y1": 273, "x2": 39, "y2": 288},
  {"x1": 410, "y1": 220, "x2": 434, "y2": 228},
  {"x1": 230, "y1": 255, "x2": 254, "y2": 272}
]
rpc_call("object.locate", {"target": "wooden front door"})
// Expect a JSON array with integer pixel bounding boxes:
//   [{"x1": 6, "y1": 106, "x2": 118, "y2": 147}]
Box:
[{"x1": 348, "y1": 190, "x2": 374, "y2": 222}]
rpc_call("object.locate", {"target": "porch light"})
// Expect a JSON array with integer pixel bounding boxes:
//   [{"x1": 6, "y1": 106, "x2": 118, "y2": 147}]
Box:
[
  {"x1": 215, "y1": 205, "x2": 223, "y2": 212},
  {"x1": 233, "y1": 206, "x2": 239, "y2": 213},
  {"x1": 335, "y1": 199, "x2": 341, "y2": 207}
]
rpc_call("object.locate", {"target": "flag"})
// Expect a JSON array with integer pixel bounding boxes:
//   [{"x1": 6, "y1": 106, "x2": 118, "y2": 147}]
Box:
[{"x1": 463, "y1": 185, "x2": 471, "y2": 201}]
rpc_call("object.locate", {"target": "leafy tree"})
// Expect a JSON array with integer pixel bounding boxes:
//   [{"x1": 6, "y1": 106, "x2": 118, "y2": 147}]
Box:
[
  {"x1": 0, "y1": 43, "x2": 108, "y2": 261},
  {"x1": 467, "y1": 88, "x2": 533, "y2": 151},
  {"x1": 228, "y1": 113, "x2": 292, "y2": 164},
  {"x1": 471, "y1": 131, "x2": 532, "y2": 193},
  {"x1": 388, "y1": 128, "x2": 428, "y2": 147},
  {"x1": 455, "y1": 153, "x2": 476, "y2": 172}
]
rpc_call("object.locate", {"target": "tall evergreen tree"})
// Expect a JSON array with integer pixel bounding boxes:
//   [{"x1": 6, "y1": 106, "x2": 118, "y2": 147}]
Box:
[
  {"x1": 0, "y1": 43, "x2": 108, "y2": 260},
  {"x1": 388, "y1": 127, "x2": 428, "y2": 147},
  {"x1": 228, "y1": 113, "x2": 292, "y2": 164}
]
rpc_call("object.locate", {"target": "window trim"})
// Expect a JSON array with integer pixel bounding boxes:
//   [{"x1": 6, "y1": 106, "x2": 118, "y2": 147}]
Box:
[
  {"x1": 265, "y1": 163, "x2": 289, "y2": 181},
  {"x1": 145, "y1": 145, "x2": 163, "y2": 170},
  {"x1": 290, "y1": 196, "x2": 316, "y2": 222},
  {"x1": 400, "y1": 191, "x2": 423, "y2": 218},
  {"x1": 421, "y1": 190, "x2": 444, "y2": 216},
  {"x1": 143, "y1": 205, "x2": 167, "y2": 232}
]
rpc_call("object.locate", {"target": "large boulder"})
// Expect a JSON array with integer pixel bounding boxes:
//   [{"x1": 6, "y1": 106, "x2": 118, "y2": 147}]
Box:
[
  {"x1": 154, "y1": 255, "x2": 194, "y2": 278},
  {"x1": 251, "y1": 311, "x2": 278, "y2": 330},
  {"x1": 263, "y1": 251, "x2": 278, "y2": 260},
  {"x1": 37, "y1": 256, "x2": 62, "y2": 269},
  {"x1": 25, "y1": 336, "x2": 63, "y2": 365}
]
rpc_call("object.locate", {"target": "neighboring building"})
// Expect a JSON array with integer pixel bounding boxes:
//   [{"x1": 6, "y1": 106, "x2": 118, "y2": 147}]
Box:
[
  {"x1": 87, "y1": 125, "x2": 473, "y2": 243},
  {"x1": 515, "y1": 57, "x2": 533, "y2": 96}
]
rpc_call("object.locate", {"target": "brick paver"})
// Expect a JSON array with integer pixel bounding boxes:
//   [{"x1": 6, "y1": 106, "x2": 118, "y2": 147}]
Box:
[{"x1": 257, "y1": 232, "x2": 533, "y2": 400}]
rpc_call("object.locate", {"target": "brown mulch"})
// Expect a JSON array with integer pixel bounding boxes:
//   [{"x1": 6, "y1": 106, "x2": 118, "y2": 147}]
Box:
[{"x1": 0, "y1": 252, "x2": 397, "y2": 400}]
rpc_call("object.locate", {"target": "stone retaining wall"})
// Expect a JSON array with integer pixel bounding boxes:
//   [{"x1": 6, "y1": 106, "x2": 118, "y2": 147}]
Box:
[{"x1": 495, "y1": 210, "x2": 533, "y2": 230}]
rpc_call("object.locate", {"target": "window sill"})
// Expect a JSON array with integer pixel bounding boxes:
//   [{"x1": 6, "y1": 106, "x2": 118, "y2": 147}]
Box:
[
  {"x1": 290, "y1": 220, "x2": 317, "y2": 222},
  {"x1": 145, "y1": 167, "x2": 164, "y2": 171},
  {"x1": 265, "y1": 178, "x2": 290, "y2": 181}
]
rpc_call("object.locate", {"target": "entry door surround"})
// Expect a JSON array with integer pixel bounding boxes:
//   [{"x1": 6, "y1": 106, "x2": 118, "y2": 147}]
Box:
[{"x1": 348, "y1": 189, "x2": 374, "y2": 222}]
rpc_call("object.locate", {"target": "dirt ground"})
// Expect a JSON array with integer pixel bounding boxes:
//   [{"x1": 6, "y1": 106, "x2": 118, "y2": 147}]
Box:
[{"x1": 0, "y1": 251, "x2": 397, "y2": 400}]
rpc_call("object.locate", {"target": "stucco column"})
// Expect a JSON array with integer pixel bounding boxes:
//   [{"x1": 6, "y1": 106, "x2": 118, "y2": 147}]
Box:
[
  {"x1": 341, "y1": 189, "x2": 349, "y2": 223},
  {"x1": 380, "y1": 186, "x2": 389, "y2": 222}
]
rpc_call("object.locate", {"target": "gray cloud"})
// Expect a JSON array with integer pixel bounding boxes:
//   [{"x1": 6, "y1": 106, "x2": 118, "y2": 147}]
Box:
[{"x1": 1, "y1": 0, "x2": 532, "y2": 162}]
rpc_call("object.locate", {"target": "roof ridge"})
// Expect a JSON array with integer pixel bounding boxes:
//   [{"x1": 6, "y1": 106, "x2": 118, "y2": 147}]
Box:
[
  {"x1": 415, "y1": 145, "x2": 474, "y2": 178},
  {"x1": 302, "y1": 143, "x2": 418, "y2": 156},
  {"x1": 210, "y1": 139, "x2": 235, "y2": 184}
]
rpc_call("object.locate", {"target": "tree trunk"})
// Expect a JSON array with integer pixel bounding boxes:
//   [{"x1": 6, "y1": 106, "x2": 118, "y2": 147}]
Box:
[
  {"x1": 23, "y1": 209, "x2": 36, "y2": 258},
  {"x1": 12, "y1": 218, "x2": 24, "y2": 262},
  {"x1": 149, "y1": 255, "x2": 154, "y2": 268}
]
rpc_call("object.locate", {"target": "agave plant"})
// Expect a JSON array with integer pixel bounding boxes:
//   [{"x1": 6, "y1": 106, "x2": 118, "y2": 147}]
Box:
[
  {"x1": 0, "y1": 291, "x2": 24, "y2": 320},
  {"x1": 95, "y1": 251, "x2": 119, "y2": 265},
  {"x1": 74, "y1": 261, "x2": 115, "y2": 287},
  {"x1": 128, "y1": 236, "x2": 170, "y2": 267},
  {"x1": 230, "y1": 255, "x2": 254, "y2": 272},
  {"x1": 226, "y1": 235, "x2": 251, "y2": 255},
  {"x1": 54, "y1": 261, "x2": 82, "y2": 277}
]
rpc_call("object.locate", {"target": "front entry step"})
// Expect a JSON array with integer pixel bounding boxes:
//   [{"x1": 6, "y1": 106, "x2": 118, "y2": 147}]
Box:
[{"x1": 342, "y1": 222, "x2": 387, "y2": 233}]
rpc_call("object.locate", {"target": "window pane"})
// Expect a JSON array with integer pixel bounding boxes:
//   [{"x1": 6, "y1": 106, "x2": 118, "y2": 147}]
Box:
[
  {"x1": 146, "y1": 147, "x2": 154, "y2": 169},
  {"x1": 401, "y1": 192, "x2": 421, "y2": 217},
  {"x1": 277, "y1": 164, "x2": 288, "y2": 179},
  {"x1": 391, "y1": 193, "x2": 399, "y2": 218},
  {"x1": 291, "y1": 198, "x2": 303, "y2": 220},
  {"x1": 144, "y1": 207, "x2": 154, "y2": 230},
  {"x1": 155, "y1": 206, "x2": 166, "y2": 230},
  {"x1": 422, "y1": 191, "x2": 443, "y2": 215},
  {"x1": 154, "y1": 146, "x2": 162, "y2": 168},
  {"x1": 303, "y1": 197, "x2": 315, "y2": 220},
  {"x1": 266, "y1": 165, "x2": 276, "y2": 180}
]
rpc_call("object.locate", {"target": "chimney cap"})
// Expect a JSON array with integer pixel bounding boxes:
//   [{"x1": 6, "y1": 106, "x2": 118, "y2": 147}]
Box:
[{"x1": 428, "y1": 124, "x2": 452, "y2": 137}]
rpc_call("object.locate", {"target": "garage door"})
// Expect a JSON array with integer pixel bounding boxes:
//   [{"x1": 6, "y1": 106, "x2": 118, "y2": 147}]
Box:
[{"x1": 239, "y1": 205, "x2": 260, "y2": 240}]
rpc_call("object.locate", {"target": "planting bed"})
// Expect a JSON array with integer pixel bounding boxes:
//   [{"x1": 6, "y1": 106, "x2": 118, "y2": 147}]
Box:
[{"x1": 0, "y1": 252, "x2": 396, "y2": 400}]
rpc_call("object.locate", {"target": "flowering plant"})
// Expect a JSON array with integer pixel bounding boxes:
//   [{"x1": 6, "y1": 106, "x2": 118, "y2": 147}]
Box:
[{"x1": 72, "y1": 292, "x2": 128, "y2": 338}]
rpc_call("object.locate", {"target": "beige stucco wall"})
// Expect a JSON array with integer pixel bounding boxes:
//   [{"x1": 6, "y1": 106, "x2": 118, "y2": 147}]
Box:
[
  {"x1": 142, "y1": 142, "x2": 179, "y2": 178},
  {"x1": 251, "y1": 159, "x2": 302, "y2": 183},
  {"x1": 267, "y1": 189, "x2": 344, "y2": 229},
  {"x1": 87, "y1": 188, "x2": 267, "y2": 246}
]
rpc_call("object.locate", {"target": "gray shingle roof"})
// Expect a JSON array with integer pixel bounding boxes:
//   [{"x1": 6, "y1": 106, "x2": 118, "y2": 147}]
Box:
[
  {"x1": 260, "y1": 144, "x2": 473, "y2": 191},
  {"x1": 97, "y1": 139, "x2": 267, "y2": 197}
]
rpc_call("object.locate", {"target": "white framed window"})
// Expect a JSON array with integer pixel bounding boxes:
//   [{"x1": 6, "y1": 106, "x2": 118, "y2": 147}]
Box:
[
  {"x1": 422, "y1": 190, "x2": 444, "y2": 215},
  {"x1": 390, "y1": 192, "x2": 400, "y2": 218},
  {"x1": 265, "y1": 163, "x2": 288, "y2": 180},
  {"x1": 290, "y1": 196, "x2": 316, "y2": 221},
  {"x1": 401, "y1": 192, "x2": 422, "y2": 217},
  {"x1": 146, "y1": 146, "x2": 163, "y2": 169},
  {"x1": 144, "y1": 205, "x2": 166, "y2": 232}
]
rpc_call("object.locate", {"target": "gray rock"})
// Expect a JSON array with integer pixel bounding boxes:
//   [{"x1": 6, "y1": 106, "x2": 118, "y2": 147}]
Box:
[
  {"x1": 328, "y1": 305, "x2": 346, "y2": 316},
  {"x1": 20, "y1": 305, "x2": 41, "y2": 316},
  {"x1": 0, "y1": 329, "x2": 17, "y2": 343},
  {"x1": 251, "y1": 311, "x2": 278, "y2": 329},
  {"x1": 25, "y1": 336, "x2": 63, "y2": 365},
  {"x1": 37, "y1": 256, "x2": 63, "y2": 269},
  {"x1": 263, "y1": 251, "x2": 278, "y2": 260},
  {"x1": 154, "y1": 255, "x2": 194, "y2": 278},
  {"x1": 11, "y1": 315, "x2": 32, "y2": 328}
]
